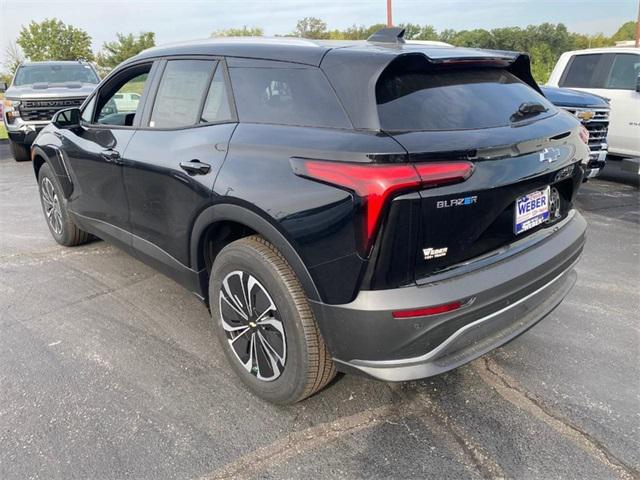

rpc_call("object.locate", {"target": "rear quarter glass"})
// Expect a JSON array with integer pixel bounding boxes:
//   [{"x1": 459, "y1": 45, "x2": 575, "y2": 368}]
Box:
[{"x1": 228, "y1": 66, "x2": 351, "y2": 128}]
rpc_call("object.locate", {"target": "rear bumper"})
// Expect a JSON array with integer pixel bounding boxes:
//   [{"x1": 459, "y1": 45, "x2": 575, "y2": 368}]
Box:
[{"x1": 311, "y1": 210, "x2": 586, "y2": 381}]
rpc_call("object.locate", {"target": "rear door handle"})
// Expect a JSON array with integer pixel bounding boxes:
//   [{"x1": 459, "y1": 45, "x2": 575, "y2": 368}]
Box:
[
  {"x1": 101, "y1": 149, "x2": 122, "y2": 164},
  {"x1": 180, "y1": 159, "x2": 211, "y2": 175}
]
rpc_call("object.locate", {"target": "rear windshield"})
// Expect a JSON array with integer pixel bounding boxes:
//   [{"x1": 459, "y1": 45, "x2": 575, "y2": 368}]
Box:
[
  {"x1": 14, "y1": 64, "x2": 99, "y2": 86},
  {"x1": 376, "y1": 67, "x2": 555, "y2": 131},
  {"x1": 229, "y1": 66, "x2": 351, "y2": 129}
]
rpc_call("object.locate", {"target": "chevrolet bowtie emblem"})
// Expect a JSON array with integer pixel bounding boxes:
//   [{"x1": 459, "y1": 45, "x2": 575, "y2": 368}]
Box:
[
  {"x1": 539, "y1": 147, "x2": 561, "y2": 163},
  {"x1": 576, "y1": 110, "x2": 595, "y2": 121}
]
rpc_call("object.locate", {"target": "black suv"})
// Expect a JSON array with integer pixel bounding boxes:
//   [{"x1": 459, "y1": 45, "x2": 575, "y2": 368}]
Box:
[{"x1": 31, "y1": 29, "x2": 588, "y2": 404}]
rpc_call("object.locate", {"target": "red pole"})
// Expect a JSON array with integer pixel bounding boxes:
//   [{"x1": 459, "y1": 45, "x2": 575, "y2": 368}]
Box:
[{"x1": 387, "y1": 0, "x2": 393, "y2": 27}]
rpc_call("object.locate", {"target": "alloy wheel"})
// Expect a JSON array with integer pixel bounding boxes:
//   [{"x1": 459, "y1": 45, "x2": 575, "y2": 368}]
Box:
[
  {"x1": 219, "y1": 270, "x2": 286, "y2": 381},
  {"x1": 41, "y1": 177, "x2": 63, "y2": 235}
]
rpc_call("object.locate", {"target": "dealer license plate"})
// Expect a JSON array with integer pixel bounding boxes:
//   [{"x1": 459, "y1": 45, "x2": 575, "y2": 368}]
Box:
[{"x1": 515, "y1": 187, "x2": 550, "y2": 235}]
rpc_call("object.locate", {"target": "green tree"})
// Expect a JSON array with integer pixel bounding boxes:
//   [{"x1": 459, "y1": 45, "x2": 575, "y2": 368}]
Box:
[
  {"x1": 330, "y1": 23, "x2": 386, "y2": 40},
  {"x1": 400, "y1": 23, "x2": 438, "y2": 41},
  {"x1": 213, "y1": 26, "x2": 264, "y2": 37},
  {"x1": 96, "y1": 32, "x2": 155, "y2": 75},
  {"x1": 17, "y1": 18, "x2": 93, "y2": 61},
  {"x1": 529, "y1": 43, "x2": 556, "y2": 83},
  {"x1": 571, "y1": 33, "x2": 613, "y2": 49},
  {"x1": 447, "y1": 29, "x2": 495, "y2": 49},
  {"x1": 293, "y1": 17, "x2": 328, "y2": 39},
  {"x1": 611, "y1": 21, "x2": 637, "y2": 42}
]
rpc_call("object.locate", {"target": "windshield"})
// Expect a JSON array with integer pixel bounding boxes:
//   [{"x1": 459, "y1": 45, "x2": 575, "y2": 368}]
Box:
[
  {"x1": 13, "y1": 64, "x2": 99, "y2": 86},
  {"x1": 376, "y1": 67, "x2": 555, "y2": 131}
]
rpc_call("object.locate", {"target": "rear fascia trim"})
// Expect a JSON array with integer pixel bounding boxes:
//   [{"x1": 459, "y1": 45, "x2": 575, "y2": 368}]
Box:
[{"x1": 352, "y1": 256, "x2": 577, "y2": 369}]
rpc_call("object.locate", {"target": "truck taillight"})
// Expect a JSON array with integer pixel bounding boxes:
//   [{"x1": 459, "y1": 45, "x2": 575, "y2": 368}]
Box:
[{"x1": 290, "y1": 159, "x2": 474, "y2": 255}]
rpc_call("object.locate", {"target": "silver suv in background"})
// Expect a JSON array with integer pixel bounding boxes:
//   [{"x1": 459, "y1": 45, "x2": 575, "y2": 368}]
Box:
[{"x1": 1, "y1": 61, "x2": 100, "y2": 161}]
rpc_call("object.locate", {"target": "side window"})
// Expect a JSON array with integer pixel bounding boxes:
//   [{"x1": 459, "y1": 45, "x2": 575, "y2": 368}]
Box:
[
  {"x1": 150, "y1": 60, "x2": 216, "y2": 128},
  {"x1": 201, "y1": 65, "x2": 232, "y2": 123},
  {"x1": 81, "y1": 96, "x2": 96, "y2": 123},
  {"x1": 560, "y1": 54, "x2": 610, "y2": 88},
  {"x1": 228, "y1": 66, "x2": 351, "y2": 128},
  {"x1": 605, "y1": 54, "x2": 640, "y2": 90},
  {"x1": 95, "y1": 65, "x2": 151, "y2": 126}
]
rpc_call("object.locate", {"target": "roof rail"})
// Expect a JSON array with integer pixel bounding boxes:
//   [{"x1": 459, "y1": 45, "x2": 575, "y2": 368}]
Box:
[{"x1": 367, "y1": 27, "x2": 406, "y2": 44}]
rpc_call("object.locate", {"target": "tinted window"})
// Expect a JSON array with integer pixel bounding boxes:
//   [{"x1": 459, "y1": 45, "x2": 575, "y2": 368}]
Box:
[
  {"x1": 97, "y1": 72, "x2": 149, "y2": 126},
  {"x1": 13, "y1": 64, "x2": 99, "y2": 86},
  {"x1": 376, "y1": 68, "x2": 555, "y2": 131},
  {"x1": 81, "y1": 96, "x2": 95, "y2": 123},
  {"x1": 150, "y1": 60, "x2": 216, "y2": 128},
  {"x1": 229, "y1": 67, "x2": 350, "y2": 128},
  {"x1": 559, "y1": 54, "x2": 616, "y2": 88},
  {"x1": 201, "y1": 66, "x2": 232, "y2": 123},
  {"x1": 605, "y1": 54, "x2": 640, "y2": 90}
]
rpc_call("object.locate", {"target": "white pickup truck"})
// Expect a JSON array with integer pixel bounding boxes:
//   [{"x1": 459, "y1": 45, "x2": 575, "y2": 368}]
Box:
[{"x1": 547, "y1": 47, "x2": 640, "y2": 173}]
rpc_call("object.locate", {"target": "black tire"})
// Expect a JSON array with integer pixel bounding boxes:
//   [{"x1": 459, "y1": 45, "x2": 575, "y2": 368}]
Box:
[
  {"x1": 210, "y1": 235, "x2": 336, "y2": 404},
  {"x1": 37, "y1": 163, "x2": 91, "y2": 247},
  {"x1": 10, "y1": 140, "x2": 31, "y2": 162}
]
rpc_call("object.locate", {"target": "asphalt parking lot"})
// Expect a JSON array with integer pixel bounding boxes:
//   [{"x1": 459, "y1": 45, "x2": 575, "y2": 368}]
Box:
[{"x1": 0, "y1": 142, "x2": 638, "y2": 480}]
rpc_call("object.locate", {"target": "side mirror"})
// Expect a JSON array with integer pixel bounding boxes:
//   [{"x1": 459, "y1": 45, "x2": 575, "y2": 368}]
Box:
[
  {"x1": 0, "y1": 82, "x2": 7, "y2": 92},
  {"x1": 52, "y1": 107, "x2": 81, "y2": 129}
]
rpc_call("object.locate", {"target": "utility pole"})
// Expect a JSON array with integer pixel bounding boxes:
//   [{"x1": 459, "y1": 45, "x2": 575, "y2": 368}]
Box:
[{"x1": 387, "y1": 0, "x2": 393, "y2": 27}]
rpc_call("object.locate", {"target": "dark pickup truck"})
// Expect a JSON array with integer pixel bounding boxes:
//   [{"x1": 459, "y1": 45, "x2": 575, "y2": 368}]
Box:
[{"x1": 541, "y1": 86, "x2": 610, "y2": 178}]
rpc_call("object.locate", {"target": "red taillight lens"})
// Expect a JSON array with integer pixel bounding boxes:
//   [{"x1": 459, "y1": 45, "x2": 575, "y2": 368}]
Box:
[
  {"x1": 392, "y1": 301, "x2": 462, "y2": 319},
  {"x1": 414, "y1": 162, "x2": 475, "y2": 187},
  {"x1": 579, "y1": 125, "x2": 589, "y2": 144},
  {"x1": 291, "y1": 158, "x2": 473, "y2": 254}
]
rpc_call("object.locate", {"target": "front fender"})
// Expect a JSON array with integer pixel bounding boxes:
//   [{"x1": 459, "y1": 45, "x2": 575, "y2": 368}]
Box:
[
  {"x1": 32, "y1": 139, "x2": 74, "y2": 198},
  {"x1": 191, "y1": 203, "x2": 321, "y2": 302}
]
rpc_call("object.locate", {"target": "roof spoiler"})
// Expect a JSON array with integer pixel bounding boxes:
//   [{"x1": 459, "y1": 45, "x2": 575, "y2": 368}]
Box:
[{"x1": 367, "y1": 27, "x2": 406, "y2": 44}]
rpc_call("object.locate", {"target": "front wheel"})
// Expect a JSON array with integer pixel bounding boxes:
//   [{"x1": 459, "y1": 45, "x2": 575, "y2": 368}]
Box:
[
  {"x1": 9, "y1": 140, "x2": 31, "y2": 162},
  {"x1": 210, "y1": 235, "x2": 336, "y2": 404},
  {"x1": 38, "y1": 163, "x2": 91, "y2": 246}
]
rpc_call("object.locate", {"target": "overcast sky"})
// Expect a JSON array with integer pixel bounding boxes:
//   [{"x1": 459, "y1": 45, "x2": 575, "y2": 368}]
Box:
[{"x1": 0, "y1": 0, "x2": 637, "y2": 64}]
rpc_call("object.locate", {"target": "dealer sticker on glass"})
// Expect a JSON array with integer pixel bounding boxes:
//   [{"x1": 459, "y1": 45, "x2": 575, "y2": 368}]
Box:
[{"x1": 515, "y1": 186, "x2": 550, "y2": 235}]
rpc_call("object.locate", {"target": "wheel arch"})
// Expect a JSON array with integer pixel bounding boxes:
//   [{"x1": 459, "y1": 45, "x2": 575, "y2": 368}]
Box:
[
  {"x1": 31, "y1": 145, "x2": 74, "y2": 198},
  {"x1": 191, "y1": 203, "x2": 321, "y2": 302}
]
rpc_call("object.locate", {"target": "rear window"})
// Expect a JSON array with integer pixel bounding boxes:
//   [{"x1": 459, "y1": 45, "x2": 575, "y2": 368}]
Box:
[
  {"x1": 376, "y1": 68, "x2": 555, "y2": 131},
  {"x1": 229, "y1": 67, "x2": 351, "y2": 129}
]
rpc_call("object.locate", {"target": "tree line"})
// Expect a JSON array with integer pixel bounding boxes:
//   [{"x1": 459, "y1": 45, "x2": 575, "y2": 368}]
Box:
[{"x1": 2, "y1": 17, "x2": 637, "y2": 85}]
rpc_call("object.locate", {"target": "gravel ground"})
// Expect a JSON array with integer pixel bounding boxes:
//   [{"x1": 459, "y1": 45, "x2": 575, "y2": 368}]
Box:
[{"x1": 0, "y1": 143, "x2": 638, "y2": 480}]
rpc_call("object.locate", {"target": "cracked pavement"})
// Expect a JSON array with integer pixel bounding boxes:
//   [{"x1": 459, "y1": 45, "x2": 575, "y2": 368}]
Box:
[{"x1": 0, "y1": 143, "x2": 638, "y2": 480}]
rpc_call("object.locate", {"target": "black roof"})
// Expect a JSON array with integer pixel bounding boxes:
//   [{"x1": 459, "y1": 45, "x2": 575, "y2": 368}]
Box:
[
  {"x1": 127, "y1": 36, "x2": 534, "y2": 131},
  {"x1": 130, "y1": 37, "x2": 521, "y2": 67}
]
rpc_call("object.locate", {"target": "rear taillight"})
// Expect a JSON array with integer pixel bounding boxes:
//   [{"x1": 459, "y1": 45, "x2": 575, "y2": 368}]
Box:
[{"x1": 290, "y1": 159, "x2": 473, "y2": 254}]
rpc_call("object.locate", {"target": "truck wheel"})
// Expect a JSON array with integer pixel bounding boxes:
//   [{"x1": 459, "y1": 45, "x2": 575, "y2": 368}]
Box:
[
  {"x1": 9, "y1": 140, "x2": 31, "y2": 162},
  {"x1": 210, "y1": 235, "x2": 336, "y2": 404},
  {"x1": 37, "y1": 163, "x2": 91, "y2": 246}
]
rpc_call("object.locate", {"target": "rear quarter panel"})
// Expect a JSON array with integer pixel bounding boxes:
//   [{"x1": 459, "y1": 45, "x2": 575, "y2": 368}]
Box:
[{"x1": 214, "y1": 123, "x2": 405, "y2": 304}]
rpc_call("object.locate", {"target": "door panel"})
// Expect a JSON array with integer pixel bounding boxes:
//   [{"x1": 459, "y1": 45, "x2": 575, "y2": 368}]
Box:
[
  {"x1": 63, "y1": 126, "x2": 133, "y2": 233},
  {"x1": 64, "y1": 61, "x2": 155, "y2": 235},
  {"x1": 123, "y1": 123, "x2": 236, "y2": 266}
]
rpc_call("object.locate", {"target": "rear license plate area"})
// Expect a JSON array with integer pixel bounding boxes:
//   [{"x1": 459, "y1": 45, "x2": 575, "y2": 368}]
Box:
[{"x1": 514, "y1": 187, "x2": 550, "y2": 235}]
